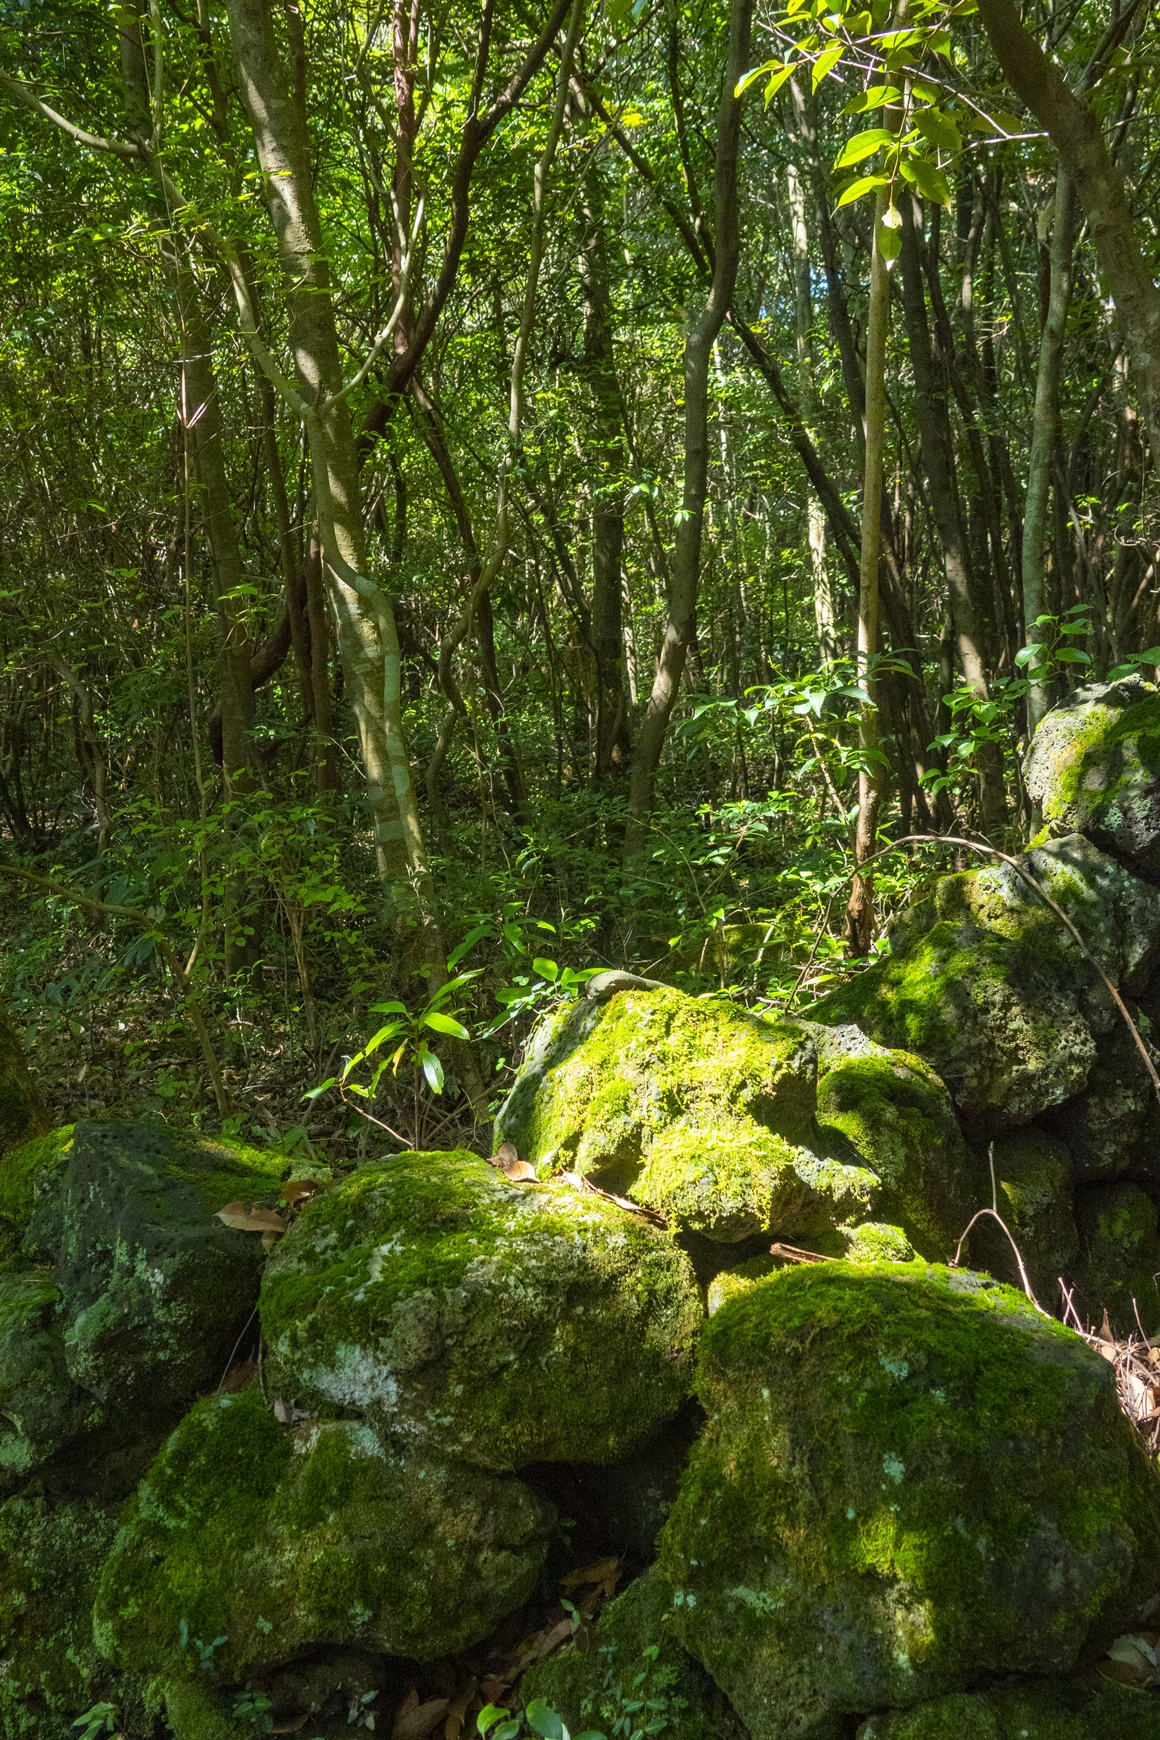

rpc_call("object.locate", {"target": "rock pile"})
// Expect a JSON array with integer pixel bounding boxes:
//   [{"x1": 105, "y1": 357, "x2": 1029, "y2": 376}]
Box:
[{"x1": 4, "y1": 681, "x2": 1160, "y2": 1738}]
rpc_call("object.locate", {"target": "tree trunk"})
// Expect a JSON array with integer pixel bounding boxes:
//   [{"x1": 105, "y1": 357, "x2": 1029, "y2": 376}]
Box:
[
  {"x1": 624, "y1": 0, "x2": 751, "y2": 859},
  {"x1": 976, "y1": 0, "x2": 1160, "y2": 470},
  {"x1": 1023, "y1": 170, "x2": 1076, "y2": 734},
  {"x1": 786, "y1": 160, "x2": 835, "y2": 661}
]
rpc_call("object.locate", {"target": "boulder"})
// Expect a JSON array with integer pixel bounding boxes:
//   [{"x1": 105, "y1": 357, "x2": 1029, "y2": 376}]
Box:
[
  {"x1": 0, "y1": 1494, "x2": 119, "y2": 1739},
  {"x1": 0, "y1": 1124, "x2": 72, "y2": 1262},
  {"x1": 24, "y1": 1120, "x2": 286, "y2": 1416},
  {"x1": 94, "y1": 1390, "x2": 556, "y2": 1681},
  {"x1": 1074, "y1": 1181, "x2": 1160, "y2": 1335},
  {"x1": 260, "y1": 1149, "x2": 702, "y2": 1471},
  {"x1": 1025, "y1": 674, "x2": 1160, "y2": 875},
  {"x1": 856, "y1": 1675, "x2": 1160, "y2": 1739},
  {"x1": 810, "y1": 835, "x2": 1160, "y2": 1132},
  {"x1": 657, "y1": 1262, "x2": 1160, "y2": 1740},
  {"x1": 523, "y1": 1566, "x2": 746, "y2": 1740},
  {"x1": 0, "y1": 1269, "x2": 93, "y2": 1490},
  {"x1": 967, "y1": 1129, "x2": 1078, "y2": 1309},
  {"x1": 495, "y1": 987, "x2": 976, "y2": 1259}
]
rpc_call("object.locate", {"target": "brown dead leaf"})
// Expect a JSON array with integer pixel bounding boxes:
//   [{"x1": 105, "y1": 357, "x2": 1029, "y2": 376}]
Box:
[
  {"x1": 443, "y1": 1678, "x2": 477, "y2": 1740},
  {"x1": 220, "y1": 1357, "x2": 257, "y2": 1394},
  {"x1": 272, "y1": 1398, "x2": 312, "y2": 1425},
  {"x1": 216, "y1": 1201, "x2": 290, "y2": 1235},
  {"x1": 393, "y1": 1698, "x2": 450, "y2": 1740},
  {"x1": 477, "y1": 1677, "x2": 509, "y2": 1705},
  {"x1": 1098, "y1": 1659, "x2": 1151, "y2": 1691},
  {"x1": 499, "y1": 1156, "x2": 539, "y2": 1183},
  {"x1": 489, "y1": 1142, "x2": 520, "y2": 1168},
  {"x1": 272, "y1": 1717, "x2": 310, "y2": 1735},
  {"x1": 281, "y1": 1178, "x2": 323, "y2": 1208},
  {"x1": 769, "y1": 1241, "x2": 830, "y2": 1265},
  {"x1": 562, "y1": 1556, "x2": 621, "y2": 1591},
  {"x1": 558, "y1": 1172, "x2": 667, "y2": 1227}
]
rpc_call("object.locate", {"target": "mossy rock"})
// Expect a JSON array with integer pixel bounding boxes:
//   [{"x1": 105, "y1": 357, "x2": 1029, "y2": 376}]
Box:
[
  {"x1": 94, "y1": 1389, "x2": 556, "y2": 1682},
  {"x1": 1038, "y1": 1015, "x2": 1160, "y2": 1183},
  {"x1": 0, "y1": 1267, "x2": 94, "y2": 1490},
  {"x1": 0, "y1": 994, "x2": 49, "y2": 1165},
  {"x1": 523, "y1": 1566, "x2": 747, "y2": 1740},
  {"x1": 811, "y1": 1026, "x2": 978, "y2": 1259},
  {"x1": 24, "y1": 1120, "x2": 287, "y2": 1416},
  {"x1": 968, "y1": 1129, "x2": 1078, "y2": 1309},
  {"x1": 1074, "y1": 1181, "x2": 1160, "y2": 1336},
  {"x1": 809, "y1": 836, "x2": 1160, "y2": 1130},
  {"x1": 657, "y1": 1262, "x2": 1160, "y2": 1740},
  {"x1": 856, "y1": 1675, "x2": 1160, "y2": 1738},
  {"x1": 260, "y1": 1149, "x2": 701, "y2": 1471},
  {"x1": 0, "y1": 1123, "x2": 72, "y2": 1262},
  {"x1": 494, "y1": 989, "x2": 969, "y2": 1256},
  {"x1": 1025, "y1": 675, "x2": 1160, "y2": 876},
  {"x1": 0, "y1": 1494, "x2": 119, "y2": 1738}
]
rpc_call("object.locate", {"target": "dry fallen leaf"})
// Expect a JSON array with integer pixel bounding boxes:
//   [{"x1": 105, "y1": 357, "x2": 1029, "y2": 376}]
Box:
[
  {"x1": 272, "y1": 1398, "x2": 312, "y2": 1425},
  {"x1": 477, "y1": 1677, "x2": 509, "y2": 1705},
  {"x1": 272, "y1": 1717, "x2": 310, "y2": 1735},
  {"x1": 558, "y1": 1171, "x2": 667, "y2": 1227},
  {"x1": 393, "y1": 1698, "x2": 450, "y2": 1740},
  {"x1": 216, "y1": 1201, "x2": 290, "y2": 1235},
  {"x1": 442, "y1": 1678, "x2": 477, "y2": 1740},
  {"x1": 489, "y1": 1142, "x2": 520, "y2": 1168},
  {"x1": 769, "y1": 1241, "x2": 830, "y2": 1265},
  {"x1": 1098, "y1": 1659, "x2": 1152, "y2": 1692},
  {"x1": 220, "y1": 1356, "x2": 257, "y2": 1394},
  {"x1": 562, "y1": 1556, "x2": 621, "y2": 1591},
  {"x1": 499, "y1": 1157, "x2": 539, "y2": 1183},
  {"x1": 281, "y1": 1178, "x2": 323, "y2": 1208}
]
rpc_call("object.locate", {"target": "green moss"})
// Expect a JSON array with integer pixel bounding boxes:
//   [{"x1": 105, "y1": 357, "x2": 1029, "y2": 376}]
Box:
[
  {"x1": 0, "y1": 1125, "x2": 73, "y2": 1260},
  {"x1": 844, "y1": 1222, "x2": 915, "y2": 1262},
  {"x1": 0, "y1": 1495, "x2": 119, "y2": 1738},
  {"x1": 162, "y1": 1679, "x2": 250, "y2": 1740},
  {"x1": 969, "y1": 1131, "x2": 1077, "y2": 1306},
  {"x1": 858, "y1": 1676, "x2": 1160, "y2": 1739},
  {"x1": 95, "y1": 1390, "x2": 556, "y2": 1681},
  {"x1": 0, "y1": 1266, "x2": 95, "y2": 1486},
  {"x1": 1075, "y1": 1182, "x2": 1160, "y2": 1335},
  {"x1": 0, "y1": 996, "x2": 49, "y2": 1159},
  {"x1": 260, "y1": 1149, "x2": 701, "y2": 1471},
  {"x1": 813, "y1": 1048, "x2": 975, "y2": 1258},
  {"x1": 656, "y1": 1262, "x2": 1160, "y2": 1740},
  {"x1": 524, "y1": 1567, "x2": 746, "y2": 1740}
]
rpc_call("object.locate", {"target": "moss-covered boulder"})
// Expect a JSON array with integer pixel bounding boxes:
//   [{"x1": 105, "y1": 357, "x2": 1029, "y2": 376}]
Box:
[
  {"x1": 0, "y1": 1268, "x2": 94, "y2": 1489},
  {"x1": 94, "y1": 1389, "x2": 555, "y2": 1682},
  {"x1": 0, "y1": 1494, "x2": 119, "y2": 1738},
  {"x1": 0, "y1": 994, "x2": 49, "y2": 1164},
  {"x1": 1074, "y1": 1181, "x2": 1160, "y2": 1335},
  {"x1": 24, "y1": 1120, "x2": 286, "y2": 1415},
  {"x1": 967, "y1": 1129, "x2": 1078, "y2": 1309},
  {"x1": 495, "y1": 988, "x2": 973, "y2": 1258},
  {"x1": 856, "y1": 1675, "x2": 1160, "y2": 1738},
  {"x1": 810, "y1": 835, "x2": 1160, "y2": 1131},
  {"x1": 657, "y1": 1262, "x2": 1160, "y2": 1740},
  {"x1": 260, "y1": 1149, "x2": 701, "y2": 1471},
  {"x1": 0, "y1": 1123, "x2": 72, "y2": 1262},
  {"x1": 1025, "y1": 674, "x2": 1160, "y2": 875},
  {"x1": 523, "y1": 1566, "x2": 745, "y2": 1740}
]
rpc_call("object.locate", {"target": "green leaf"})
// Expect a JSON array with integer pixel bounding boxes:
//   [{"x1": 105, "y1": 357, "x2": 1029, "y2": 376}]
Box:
[
  {"x1": 900, "y1": 154, "x2": 952, "y2": 205},
  {"x1": 880, "y1": 201, "x2": 903, "y2": 228},
  {"x1": 876, "y1": 219, "x2": 902, "y2": 260},
  {"x1": 834, "y1": 127, "x2": 894, "y2": 168},
  {"x1": 763, "y1": 62, "x2": 799, "y2": 105},
  {"x1": 844, "y1": 84, "x2": 901, "y2": 112},
  {"x1": 527, "y1": 1701, "x2": 569, "y2": 1740},
  {"x1": 912, "y1": 108, "x2": 961, "y2": 153},
  {"x1": 533, "y1": 957, "x2": 559, "y2": 981},
  {"x1": 735, "y1": 60, "x2": 777, "y2": 98},
  {"x1": 369, "y1": 999, "x2": 407, "y2": 1015},
  {"x1": 811, "y1": 45, "x2": 845, "y2": 88},
  {"x1": 418, "y1": 1043, "x2": 445, "y2": 1094},
  {"x1": 1055, "y1": 648, "x2": 1092, "y2": 664},
  {"x1": 362, "y1": 1020, "x2": 407, "y2": 1057},
  {"x1": 422, "y1": 1010, "x2": 471, "y2": 1039},
  {"x1": 477, "y1": 1709, "x2": 511, "y2": 1739},
  {"x1": 836, "y1": 173, "x2": 889, "y2": 207}
]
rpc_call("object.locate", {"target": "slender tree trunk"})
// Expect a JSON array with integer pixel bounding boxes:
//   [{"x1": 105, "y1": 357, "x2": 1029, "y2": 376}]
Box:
[
  {"x1": 1023, "y1": 170, "x2": 1076, "y2": 734},
  {"x1": 846, "y1": 191, "x2": 891, "y2": 957},
  {"x1": 578, "y1": 164, "x2": 631, "y2": 780},
  {"x1": 976, "y1": 0, "x2": 1160, "y2": 471},
  {"x1": 624, "y1": 0, "x2": 751, "y2": 859},
  {"x1": 786, "y1": 160, "x2": 834, "y2": 660},
  {"x1": 899, "y1": 197, "x2": 1005, "y2": 841}
]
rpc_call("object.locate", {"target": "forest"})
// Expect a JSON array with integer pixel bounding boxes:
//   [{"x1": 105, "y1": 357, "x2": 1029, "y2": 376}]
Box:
[
  {"x1": 2, "y1": 0, "x2": 1157, "y2": 1150},
  {"x1": 6, "y1": 2, "x2": 1160, "y2": 1737}
]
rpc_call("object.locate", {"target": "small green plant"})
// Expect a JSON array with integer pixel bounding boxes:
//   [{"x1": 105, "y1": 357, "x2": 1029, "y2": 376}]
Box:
[
  {"x1": 178, "y1": 1618, "x2": 228, "y2": 1671},
  {"x1": 232, "y1": 1685, "x2": 274, "y2": 1734},
  {"x1": 71, "y1": 1705, "x2": 118, "y2": 1740},
  {"x1": 477, "y1": 1698, "x2": 604, "y2": 1740},
  {"x1": 348, "y1": 1689, "x2": 379, "y2": 1728},
  {"x1": 308, "y1": 971, "x2": 480, "y2": 1102}
]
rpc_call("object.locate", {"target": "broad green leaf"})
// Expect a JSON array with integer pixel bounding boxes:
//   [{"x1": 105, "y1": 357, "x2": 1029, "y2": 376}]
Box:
[
  {"x1": 880, "y1": 201, "x2": 903, "y2": 228},
  {"x1": 844, "y1": 84, "x2": 901, "y2": 112},
  {"x1": 477, "y1": 1709, "x2": 510, "y2": 1738},
  {"x1": 836, "y1": 172, "x2": 889, "y2": 206},
  {"x1": 876, "y1": 219, "x2": 902, "y2": 260},
  {"x1": 833, "y1": 128, "x2": 894, "y2": 168},
  {"x1": 418, "y1": 1043, "x2": 445, "y2": 1094},
  {"x1": 812, "y1": 45, "x2": 845, "y2": 88},
  {"x1": 369, "y1": 999, "x2": 407, "y2": 1015},
  {"x1": 900, "y1": 154, "x2": 952, "y2": 205},
  {"x1": 533, "y1": 956, "x2": 559, "y2": 980},
  {"x1": 912, "y1": 108, "x2": 961, "y2": 152},
  {"x1": 422, "y1": 1010, "x2": 471, "y2": 1039},
  {"x1": 764, "y1": 62, "x2": 800, "y2": 105},
  {"x1": 1055, "y1": 648, "x2": 1093, "y2": 664},
  {"x1": 735, "y1": 61, "x2": 777, "y2": 98},
  {"x1": 362, "y1": 1020, "x2": 406, "y2": 1057},
  {"x1": 526, "y1": 1701, "x2": 569, "y2": 1740}
]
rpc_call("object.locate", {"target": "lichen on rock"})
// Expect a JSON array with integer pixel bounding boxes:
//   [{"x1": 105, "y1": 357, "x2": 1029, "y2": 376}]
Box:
[
  {"x1": 657, "y1": 1261, "x2": 1160, "y2": 1740},
  {"x1": 94, "y1": 1389, "x2": 556, "y2": 1681},
  {"x1": 856, "y1": 1674, "x2": 1160, "y2": 1739},
  {"x1": 260, "y1": 1148, "x2": 701, "y2": 1469}
]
